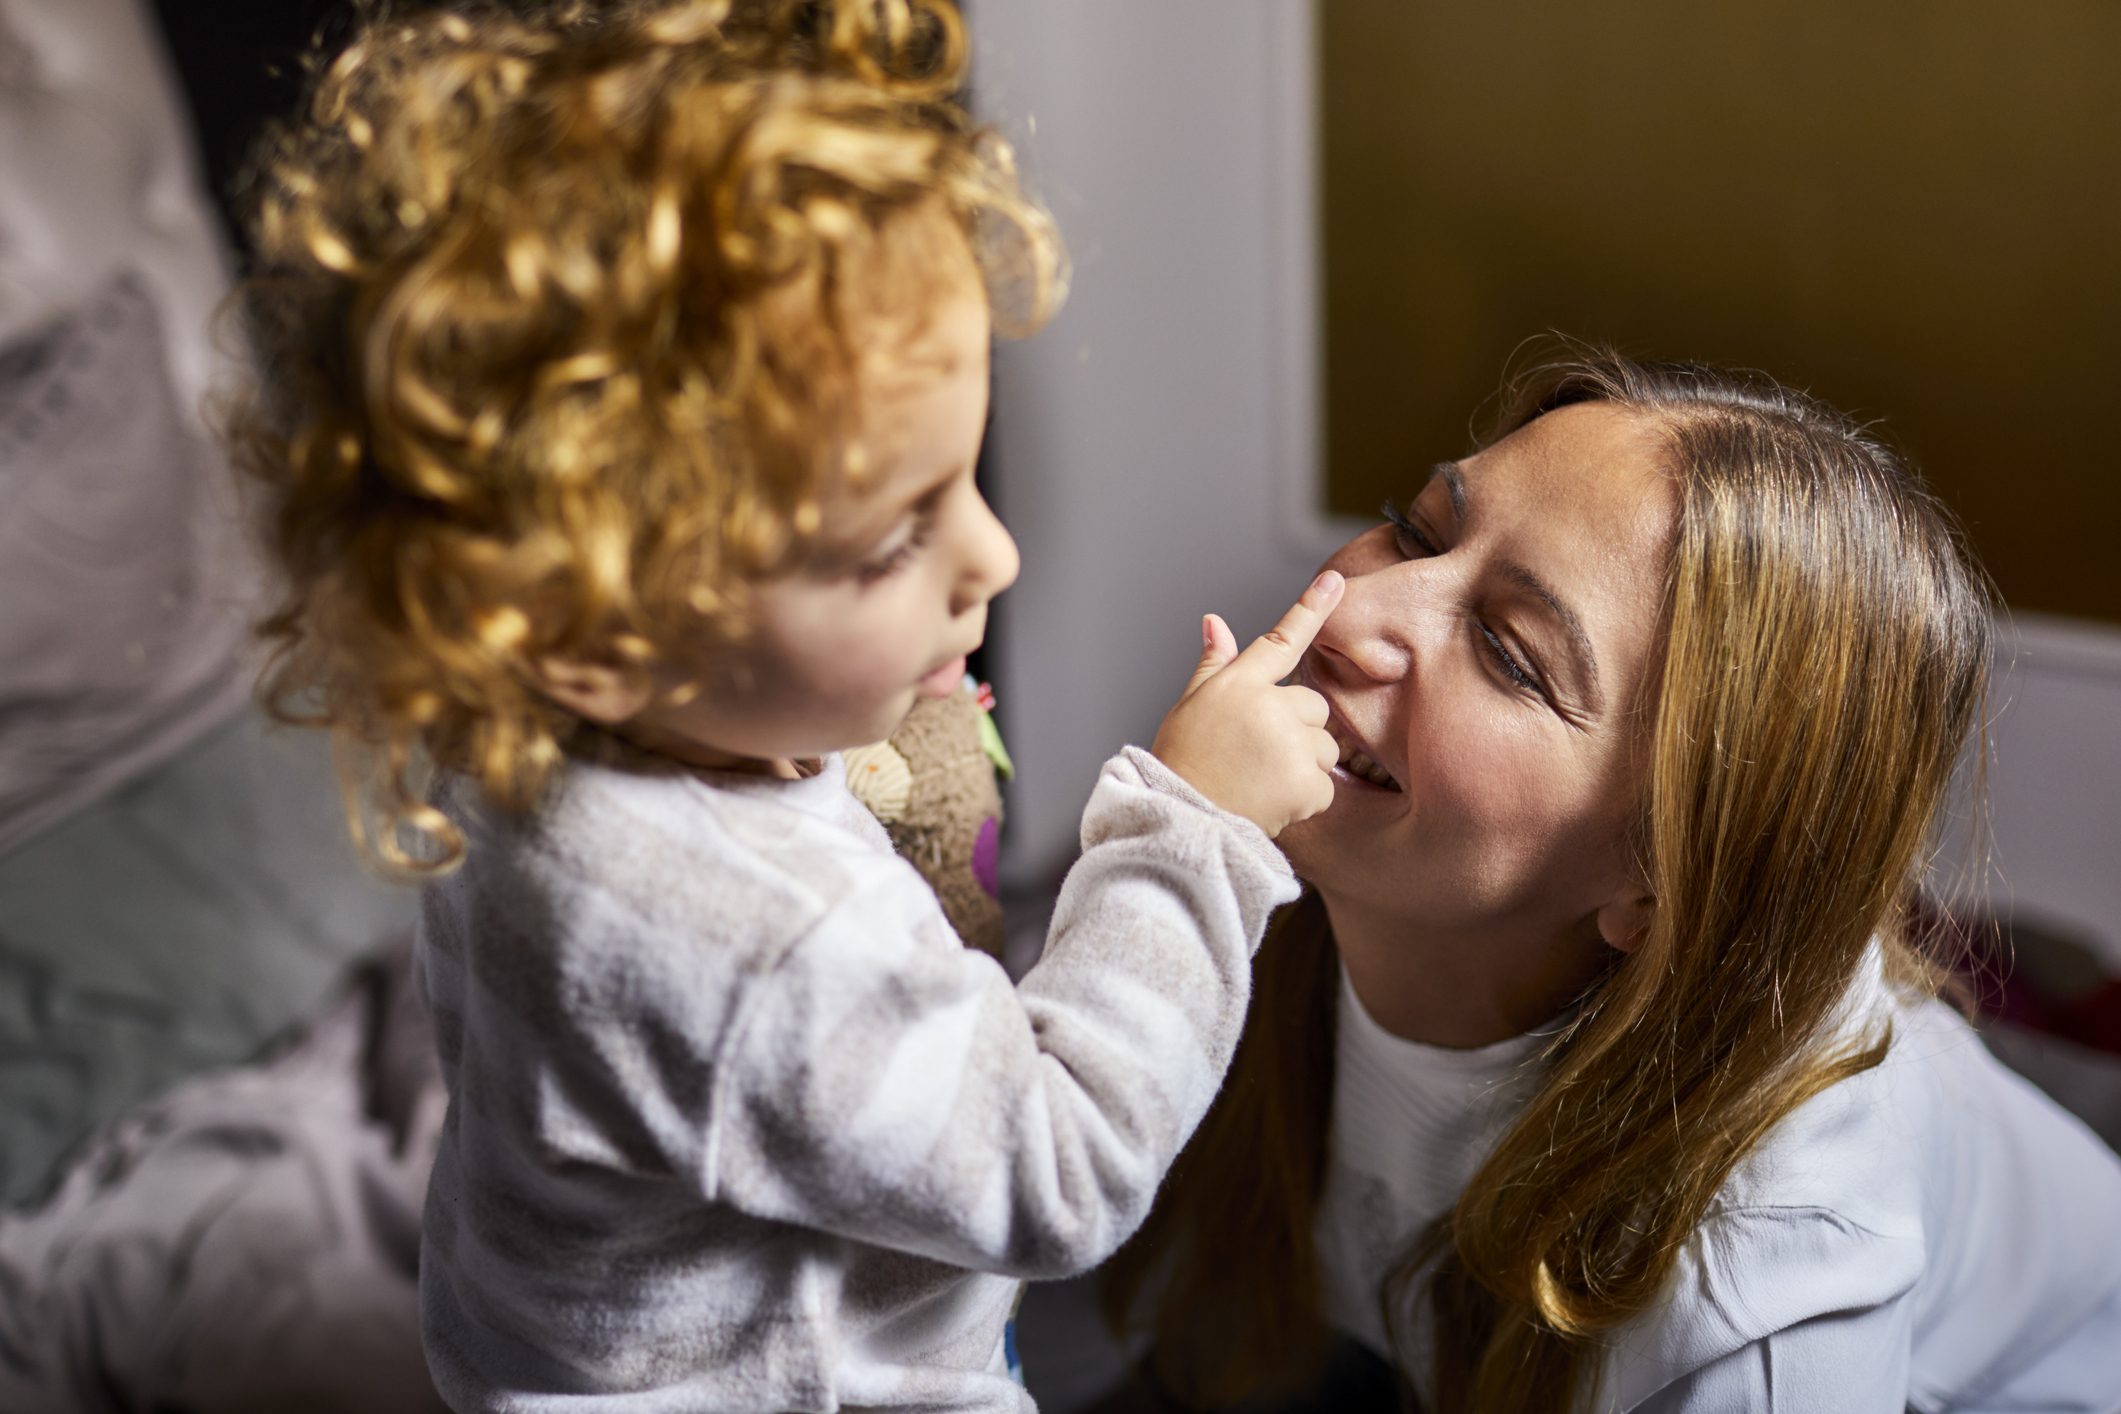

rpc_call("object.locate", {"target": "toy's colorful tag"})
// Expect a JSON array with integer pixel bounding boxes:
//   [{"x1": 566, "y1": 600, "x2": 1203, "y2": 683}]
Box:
[
  {"x1": 1004, "y1": 1282, "x2": 1026, "y2": 1385},
  {"x1": 965, "y1": 675, "x2": 1014, "y2": 781}
]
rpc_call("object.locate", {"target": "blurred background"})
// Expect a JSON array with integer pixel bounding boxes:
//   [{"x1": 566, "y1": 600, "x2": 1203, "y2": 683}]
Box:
[
  {"x1": 0, "y1": 1, "x2": 2115, "y2": 1409},
  {"x1": 971, "y1": 0, "x2": 2121, "y2": 969}
]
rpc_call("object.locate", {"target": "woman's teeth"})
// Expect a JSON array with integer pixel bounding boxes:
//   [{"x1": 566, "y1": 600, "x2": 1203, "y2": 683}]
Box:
[{"x1": 1337, "y1": 740, "x2": 1402, "y2": 792}]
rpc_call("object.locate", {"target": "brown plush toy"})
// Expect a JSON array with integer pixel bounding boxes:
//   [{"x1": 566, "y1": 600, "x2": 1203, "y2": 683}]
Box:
[{"x1": 843, "y1": 678, "x2": 1012, "y2": 960}]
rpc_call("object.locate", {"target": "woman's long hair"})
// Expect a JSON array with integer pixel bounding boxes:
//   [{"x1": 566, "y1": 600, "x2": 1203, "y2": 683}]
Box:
[{"x1": 1101, "y1": 347, "x2": 1992, "y2": 1412}]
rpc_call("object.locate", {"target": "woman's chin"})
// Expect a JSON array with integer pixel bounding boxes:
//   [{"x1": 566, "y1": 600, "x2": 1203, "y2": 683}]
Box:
[
  {"x1": 1276, "y1": 810, "x2": 1337, "y2": 877},
  {"x1": 1281, "y1": 777, "x2": 1405, "y2": 881}
]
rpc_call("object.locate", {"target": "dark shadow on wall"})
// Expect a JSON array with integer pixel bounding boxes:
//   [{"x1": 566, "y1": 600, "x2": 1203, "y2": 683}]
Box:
[
  {"x1": 147, "y1": 0, "x2": 367, "y2": 253},
  {"x1": 1320, "y1": 0, "x2": 2121, "y2": 626}
]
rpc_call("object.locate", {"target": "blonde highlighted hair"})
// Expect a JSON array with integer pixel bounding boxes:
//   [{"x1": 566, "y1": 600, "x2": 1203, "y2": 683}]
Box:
[
  {"x1": 1103, "y1": 346, "x2": 1991, "y2": 1412},
  {"x1": 228, "y1": 0, "x2": 1062, "y2": 872}
]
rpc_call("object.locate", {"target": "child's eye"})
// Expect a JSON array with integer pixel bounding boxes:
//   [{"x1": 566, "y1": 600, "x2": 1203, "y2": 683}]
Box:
[
  {"x1": 853, "y1": 515, "x2": 935, "y2": 584},
  {"x1": 1381, "y1": 500, "x2": 1440, "y2": 559}
]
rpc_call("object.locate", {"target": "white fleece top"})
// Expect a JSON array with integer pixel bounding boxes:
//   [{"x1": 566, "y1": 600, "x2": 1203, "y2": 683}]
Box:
[
  {"x1": 416, "y1": 746, "x2": 1298, "y2": 1414},
  {"x1": 1315, "y1": 954, "x2": 2121, "y2": 1413}
]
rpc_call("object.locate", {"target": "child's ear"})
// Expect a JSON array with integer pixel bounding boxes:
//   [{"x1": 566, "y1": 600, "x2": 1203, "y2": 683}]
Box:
[
  {"x1": 1596, "y1": 891, "x2": 1657, "y2": 954},
  {"x1": 529, "y1": 655, "x2": 655, "y2": 726}
]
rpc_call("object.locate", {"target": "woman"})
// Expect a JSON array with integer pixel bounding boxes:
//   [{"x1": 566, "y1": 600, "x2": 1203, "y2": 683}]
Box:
[{"x1": 1099, "y1": 349, "x2": 2121, "y2": 1412}]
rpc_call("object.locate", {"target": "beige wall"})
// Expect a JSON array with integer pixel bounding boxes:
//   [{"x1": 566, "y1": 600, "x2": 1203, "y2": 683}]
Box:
[{"x1": 1321, "y1": 0, "x2": 2121, "y2": 625}]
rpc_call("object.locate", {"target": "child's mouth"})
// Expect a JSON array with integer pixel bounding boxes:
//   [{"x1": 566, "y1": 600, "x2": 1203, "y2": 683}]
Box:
[{"x1": 915, "y1": 654, "x2": 967, "y2": 699}]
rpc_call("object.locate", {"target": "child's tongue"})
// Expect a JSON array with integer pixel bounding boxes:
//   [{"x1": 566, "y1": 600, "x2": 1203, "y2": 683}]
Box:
[{"x1": 915, "y1": 655, "x2": 967, "y2": 699}]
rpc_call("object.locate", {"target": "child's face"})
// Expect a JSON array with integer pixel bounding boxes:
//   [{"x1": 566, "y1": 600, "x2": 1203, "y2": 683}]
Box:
[{"x1": 629, "y1": 285, "x2": 1017, "y2": 767}]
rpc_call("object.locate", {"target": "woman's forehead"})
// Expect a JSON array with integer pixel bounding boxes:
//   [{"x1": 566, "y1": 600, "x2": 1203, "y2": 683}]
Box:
[
  {"x1": 1445, "y1": 403, "x2": 1677, "y2": 657},
  {"x1": 1455, "y1": 403, "x2": 1673, "y2": 535}
]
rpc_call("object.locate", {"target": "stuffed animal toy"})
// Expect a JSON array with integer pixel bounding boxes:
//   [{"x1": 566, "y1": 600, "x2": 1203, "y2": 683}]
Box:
[{"x1": 843, "y1": 677, "x2": 1012, "y2": 960}]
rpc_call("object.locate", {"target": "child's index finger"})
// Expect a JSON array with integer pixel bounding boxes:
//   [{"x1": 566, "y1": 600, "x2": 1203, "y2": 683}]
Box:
[{"x1": 1230, "y1": 570, "x2": 1344, "y2": 683}]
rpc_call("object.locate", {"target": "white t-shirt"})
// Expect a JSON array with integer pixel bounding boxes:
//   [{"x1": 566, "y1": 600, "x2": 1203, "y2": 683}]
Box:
[{"x1": 1314, "y1": 954, "x2": 2121, "y2": 1413}]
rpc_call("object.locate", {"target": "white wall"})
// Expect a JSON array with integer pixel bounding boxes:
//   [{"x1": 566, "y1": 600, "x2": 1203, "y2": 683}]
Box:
[
  {"x1": 972, "y1": 0, "x2": 1362, "y2": 886},
  {"x1": 1942, "y1": 614, "x2": 2121, "y2": 970}
]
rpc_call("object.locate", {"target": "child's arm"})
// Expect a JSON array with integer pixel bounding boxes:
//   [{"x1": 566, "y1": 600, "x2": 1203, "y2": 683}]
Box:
[
  {"x1": 699, "y1": 751, "x2": 1294, "y2": 1277},
  {"x1": 691, "y1": 576, "x2": 1345, "y2": 1275}
]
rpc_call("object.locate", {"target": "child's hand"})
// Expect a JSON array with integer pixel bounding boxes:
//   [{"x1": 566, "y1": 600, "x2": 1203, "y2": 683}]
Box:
[{"x1": 1151, "y1": 571, "x2": 1345, "y2": 838}]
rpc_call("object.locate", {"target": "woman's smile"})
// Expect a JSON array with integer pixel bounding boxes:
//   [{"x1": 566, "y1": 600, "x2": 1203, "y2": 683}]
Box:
[
  {"x1": 1331, "y1": 732, "x2": 1403, "y2": 793},
  {"x1": 1309, "y1": 669, "x2": 1405, "y2": 794}
]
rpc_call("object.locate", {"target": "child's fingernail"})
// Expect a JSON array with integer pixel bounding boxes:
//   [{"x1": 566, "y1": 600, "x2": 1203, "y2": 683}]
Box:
[
  {"x1": 1311, "y1": 570, "x2": 1343, "y2": 596},
  {"x1": 1202, "y1": 616, "x2": 1214, "y2": 648}
]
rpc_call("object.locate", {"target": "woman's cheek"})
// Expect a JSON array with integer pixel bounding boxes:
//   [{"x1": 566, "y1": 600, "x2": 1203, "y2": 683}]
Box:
[
  {"x1": 1416, "y1": 705, "x2": 1550, "y2": 848},
  {"x1": 1484, "y1": 739, "x2": 1625, "y2": 901}
]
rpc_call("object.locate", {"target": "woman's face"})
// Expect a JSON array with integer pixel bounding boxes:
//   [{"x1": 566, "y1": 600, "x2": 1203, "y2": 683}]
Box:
[{"x1": 1281, "y1": 402, "x2": 1678, "y2": 944}]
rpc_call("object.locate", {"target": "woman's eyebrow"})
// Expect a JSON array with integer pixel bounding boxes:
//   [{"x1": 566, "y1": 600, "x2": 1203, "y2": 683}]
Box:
[
  {"x1": 1426, "y1": 462, "x2": 1468, "y2": 522},
  {"x1": 1434, "y1": 459, "x2": 1602, "y2": 710},
  {"x1": 1503, "y1": 561, "x2": 1603, "y2": 709}
]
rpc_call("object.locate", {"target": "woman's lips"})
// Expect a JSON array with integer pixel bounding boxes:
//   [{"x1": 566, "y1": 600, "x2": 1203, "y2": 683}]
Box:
[
  {"x1": 1303, "y1": 660, "x2": 1403, "y2": 793},
  {"x1": 1327, "y1": 719, "x2": 1403, "y2": 792},
  {"x1": 915, "y1": 654, "x2": 968, "y2": 699}
]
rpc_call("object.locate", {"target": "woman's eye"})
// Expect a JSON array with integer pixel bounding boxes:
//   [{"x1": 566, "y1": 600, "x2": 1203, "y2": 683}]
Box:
[
  {"x1": 1478, "y1": 621, "x2": 1544, "y2": 696},
  {"x1": 1381, "y1": 501, "x2": 1440, "y2": 558}
]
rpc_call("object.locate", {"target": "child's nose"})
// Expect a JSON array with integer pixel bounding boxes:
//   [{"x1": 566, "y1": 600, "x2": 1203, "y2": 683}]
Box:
[{"x1": 950, "y1": 490, "x2": 1020, "y2": 616}]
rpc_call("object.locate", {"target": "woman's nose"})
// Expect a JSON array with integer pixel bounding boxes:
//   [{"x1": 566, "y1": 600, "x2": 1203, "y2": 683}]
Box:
[{"x1": 1312, "y1": 560, "x2": 1421, "y2": 686}]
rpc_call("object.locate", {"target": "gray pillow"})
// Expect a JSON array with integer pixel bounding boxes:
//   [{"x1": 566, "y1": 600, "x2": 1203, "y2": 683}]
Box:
[{"x1": 0, "y1": 271, "x2": 258, "y2": 854}]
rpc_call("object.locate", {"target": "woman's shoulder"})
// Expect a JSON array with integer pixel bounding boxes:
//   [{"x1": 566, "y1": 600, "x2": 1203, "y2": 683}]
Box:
[
  {"x1": 1607, "y1": 976, "x2": 2121, "y2": 1410},
  {"x1": 1715, "y1": 983, "x2": 2121, "y2": 1232},
  {"x1": 1704, "y1": 985, "x2": 1955, "y2": 1231}
]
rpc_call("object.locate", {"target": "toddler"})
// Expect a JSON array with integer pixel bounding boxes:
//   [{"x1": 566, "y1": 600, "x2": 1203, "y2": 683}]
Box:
[{"x1": 232, "y1": 2, "x2": 1342, "y2": 1409}]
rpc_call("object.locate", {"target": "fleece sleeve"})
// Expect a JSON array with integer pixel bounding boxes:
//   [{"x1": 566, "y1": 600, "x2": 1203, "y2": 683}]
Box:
[{"x1": 700, "y1": 746, "x2": 1299, "y2": 1277}]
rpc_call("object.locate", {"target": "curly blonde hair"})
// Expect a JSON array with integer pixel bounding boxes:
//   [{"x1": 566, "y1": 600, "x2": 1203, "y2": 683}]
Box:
[{"x1": 228, "y1": 0, "x2": 1063, "y2": 873}]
